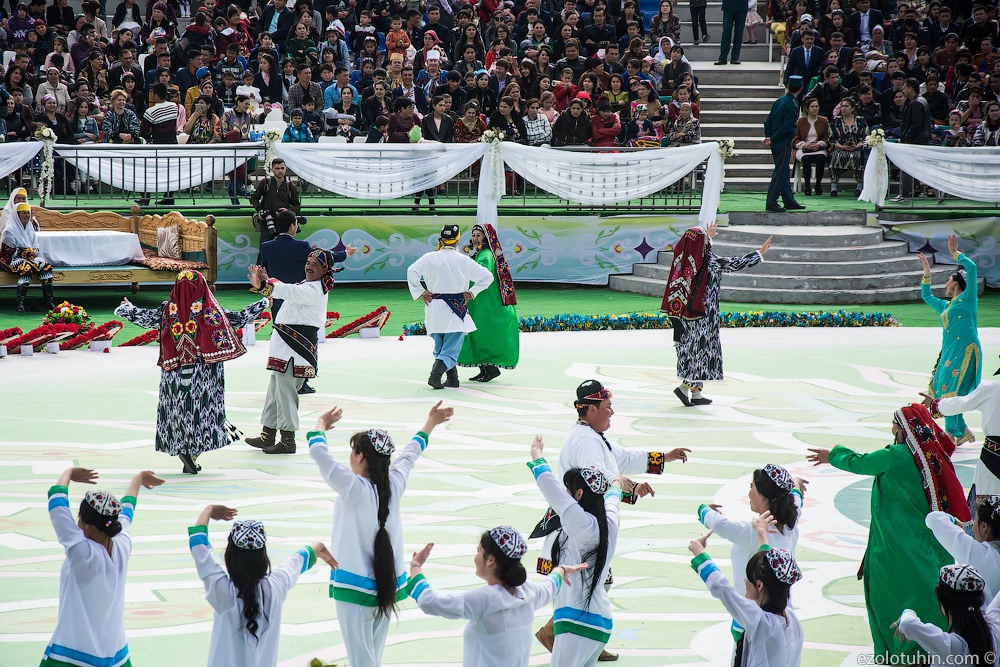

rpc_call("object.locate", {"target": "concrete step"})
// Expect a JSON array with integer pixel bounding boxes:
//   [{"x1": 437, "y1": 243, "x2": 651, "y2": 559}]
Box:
[
  {"x1": 700, "y1": 109, "x2": 770, "y2": 124},
  {"x1": 685, "y1": 64, "x2": 782, "y2": 86},
  {"x1": 718, "y1": 279, "x2": 986, "y2": 304},
  {"x1": 678, "y1": 43, "x2": 775, "y2": 62},
  {"x1": 700, "y1": 123, "x2": 766, "y2": 138},
  {"x1": 700, "y1": 98, "x2": 777, "y2": 111},
  {"x1": 707, "y1": 241, "x2": 912, "y2": 262},
  {"x1": 633, "y1": 255, "x2": 939, "y2": 281},
  {"x1": 720, "y1": 266, "x2": 954, "y2": 290},
  {"x1": 698, "y1": 84, "x2": 783, "y2": 98},
  {"x1": 727, "y1": 210, "x2": 868, "y2": 226},
  {"x1": 716, "y1": 225, "x2": 884, "y2": 247}
]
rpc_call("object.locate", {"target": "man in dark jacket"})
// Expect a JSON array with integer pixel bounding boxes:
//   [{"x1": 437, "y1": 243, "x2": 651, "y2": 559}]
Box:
[
  {"x1": 581, "y1": 7, "x2": 615, "y2": 56},
  {"x1": 716, "y1": 0, "x2": 748, "y2": 64},
  {"x1": 257, "y1": 0, "x2": 295, "y2": 49},
  {"x1": 805, "y1": 66, "x2": 849, "y2": 119},
  {"x1": 893, "y1": 77, "x2": 932, "y2": 202},
  {"x1": 763, "y1": 76, "x2": 806, "y2": 212},
  {"x1": 250, "y1": 158, "x2": 301, "y2": 246}
]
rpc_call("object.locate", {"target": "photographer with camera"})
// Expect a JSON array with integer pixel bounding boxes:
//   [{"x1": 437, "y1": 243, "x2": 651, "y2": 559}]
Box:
[{"x1": 250, "y1": 158, "x2": 301, "y2": 246}]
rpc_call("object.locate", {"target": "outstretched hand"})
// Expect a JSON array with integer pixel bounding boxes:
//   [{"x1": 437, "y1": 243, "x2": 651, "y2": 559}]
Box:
[
  {"x1": 554, "y1": 562, "x2": 588, "y2": 585},
  {"x1": 208, "y1": 505, "x2": 238, "y2": 521},
  {"x1": 688, "y1": 530, "x2": 713, "y2": 556},
  {"x1": 759, "y1": 235, "x2": 773, "y2": 256},
  {"x1": 138, "y1": 471, "x2": 164, "y2": 489},
  {"x1": 411, "y1": 542, "x2": 434, "y2": 570},
  {"x1": 705, "y1": 221, "x2": 719, "y2": 238},
  {"x1": 315, "y1": 406, "x2": 343, "y2": 432},
  {"x1": 752, "y1": 510, "x2": 777, "y2": 539},
  {"x1": 947, "y1": 233, "x2": 960, "y2": 257},
  {"x1": 426, "y1": 401, "x2": 453, "y2": 427},
  {"x1": 665, "y1": 448, "x2": 691, "y2": 463},
  {"x1": 919, "y1": 392, "x2": 934, "y2": 409},
  {"x1": 806, "y1": 448, "x2": 830, "y2": 466},
  {"x1": 313, "y1": 542, "x2": 339, "y2": 569},
  {"x1": 531, "y1": 435, "x2": 544, "y2": 461}
]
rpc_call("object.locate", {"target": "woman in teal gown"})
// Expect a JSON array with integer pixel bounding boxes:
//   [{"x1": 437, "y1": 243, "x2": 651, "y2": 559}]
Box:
[
  {"x1": 919, "y1": 233, "x2": 982, "y2": 445},
  {"x1": 457, "y1": 223, "x2": 519, "y2": 382}
]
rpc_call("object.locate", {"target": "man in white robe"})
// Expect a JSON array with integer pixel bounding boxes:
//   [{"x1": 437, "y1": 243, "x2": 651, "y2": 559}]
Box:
[{"x1": 407, "y1": 224, "x2": 494, "y2": 389}]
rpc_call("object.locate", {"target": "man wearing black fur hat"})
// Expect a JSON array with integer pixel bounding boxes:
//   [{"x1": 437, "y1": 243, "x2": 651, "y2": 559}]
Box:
[{"x1": 407, "y1": 224, "x2": 494, "y2": 389}]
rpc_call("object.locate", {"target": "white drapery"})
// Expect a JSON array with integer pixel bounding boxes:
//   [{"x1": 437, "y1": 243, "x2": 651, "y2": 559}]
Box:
[
  {"x1": 860, "y1": 142, "x2": 1000, "y2": 206},
  {"x1": 0, "y1": 141, "x2": 43, "y2": 179},
  {"x1": 275, "y1": 142, "x2": 487, "y2": 199},
  {"x1": 37, "y1": 230, "x2": 144, "y2": 266},
  {"x1": 55, "y1": 143, "x2": 263, "y2": 191}
]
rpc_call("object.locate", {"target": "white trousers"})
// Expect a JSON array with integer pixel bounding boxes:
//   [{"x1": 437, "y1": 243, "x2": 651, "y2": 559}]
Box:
[
  {"x1": 261, "y1": 362, "x2": 303, "y2": 431},
  {"x1": 551, "y1": 632, "x2": 604, "y2": 667},
  {"x1": 336, "y1": 600, "x2": 391, "y2": 667}
]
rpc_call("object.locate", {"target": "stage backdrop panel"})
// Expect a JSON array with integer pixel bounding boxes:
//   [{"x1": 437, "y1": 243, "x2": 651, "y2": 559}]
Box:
[
  {"x1": 213, "y1": 214, "x2": 700, "y2": 285},
  {"x1": 881, "y1": 216, "x2": 1000, "y2": 288}
]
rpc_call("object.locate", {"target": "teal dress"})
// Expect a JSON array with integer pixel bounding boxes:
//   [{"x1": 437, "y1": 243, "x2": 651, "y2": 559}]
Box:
[
  {"x1": 922, "y1": 253, "x2": 982, "y2": 439},
  {"x1": 457, "y1": 248, "x2": 520, "y2": 369}
]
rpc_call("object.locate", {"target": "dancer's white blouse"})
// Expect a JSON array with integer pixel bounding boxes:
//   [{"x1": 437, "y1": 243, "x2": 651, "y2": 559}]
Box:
[
  {"x1": 926, "y1": 510, "x2": 1000, "y2": 601},
  {"x1": 896, "y1": 592, "x2": 1000, "y2": 660}
]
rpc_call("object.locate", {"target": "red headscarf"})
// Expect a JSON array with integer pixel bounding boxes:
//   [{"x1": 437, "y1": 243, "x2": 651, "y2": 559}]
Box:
[
  {"x1": 472, "y1": 223, "x2": 517, "y2": 306},
  {"x1": 895, "y1": 403, "x2": 971, "y2": 522},
  {"x1": 159, "y1": 270, "x2": 246, "y2": 371},
  {"x1": 661, "y1": 227, "x2": 710, "y2": 319}
]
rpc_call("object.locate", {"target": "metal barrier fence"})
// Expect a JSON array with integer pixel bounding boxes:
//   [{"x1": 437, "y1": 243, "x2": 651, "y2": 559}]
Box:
[{"x1": 15, "y1": 143, "x2": 706, "y2": 214}]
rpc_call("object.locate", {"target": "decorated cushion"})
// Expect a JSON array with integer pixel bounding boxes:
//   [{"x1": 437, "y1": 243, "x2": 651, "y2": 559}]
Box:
[
  {"x1": 156, "y1": 226, "x2": 181, "y2": 259},
  {"x1": 134, "y1": 247, "x2": 209, "y2": 272}
]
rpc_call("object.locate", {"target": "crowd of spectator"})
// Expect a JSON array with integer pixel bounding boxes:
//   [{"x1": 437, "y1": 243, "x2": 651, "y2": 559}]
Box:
[{"x1": 780, "y1": 0, "x2": 1000, "y2": 200}]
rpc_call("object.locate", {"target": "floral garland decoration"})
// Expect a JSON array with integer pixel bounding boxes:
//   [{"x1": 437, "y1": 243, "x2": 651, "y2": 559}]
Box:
[
  {"x1": 60, "y1": 320, "x2": 124, "y2": 351},
  {"x1": 864, "y1": 128, "x2": 886, "y2": 148},
  {"x1": 7, "y1": 323, "x2": 80, "y2": 350},
  {"x1": 0, "y1": 327, "x2": 23, "y2": 344},
  {"x1": 34, "y1": 126, "x2": 56, "y2": 205},
  {"x1": 262, "y1": 127, "x2": 283, "y2": 172},
  {"x1": 325, "y1": 311, "x2": 340, "y2": 328},
  {"x1": 119, "y1": 330, "x2": 160, "y2": 346},
  {"x1": 328, "y1": 307, "x2": 390, "y2": 338},
  {"x1": 716, "y1": 140, "x2": 736, "y2": 193},
  {"x1": 44, "y1": 301, "x2": 91, "y2": 327},
  {"x1": 401, "y1": 310, "x2": 900, "y2": 335}
]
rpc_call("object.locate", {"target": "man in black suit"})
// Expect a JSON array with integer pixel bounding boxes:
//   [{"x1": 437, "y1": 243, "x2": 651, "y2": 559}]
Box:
[
  {"x1": 850, "y1": 0, "x2": 884, "y2": 45},
  {"x1": 785, "y1": 29, "x2": 825, "y2": 87},
  {"x1": 892, "y1": 77, "x2": 932, "y2": 202},
  {"x1": 257, "y1": 0, "x2": 295, "y2": 50},
  {"x1": 925, "y1": 4, "x2": 960, "y2": 47}
]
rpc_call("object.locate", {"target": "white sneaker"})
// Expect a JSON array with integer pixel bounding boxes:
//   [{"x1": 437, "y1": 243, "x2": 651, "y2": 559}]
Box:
[{"x1": 889, "y1": 195, "x2": 908, "y2": 203}]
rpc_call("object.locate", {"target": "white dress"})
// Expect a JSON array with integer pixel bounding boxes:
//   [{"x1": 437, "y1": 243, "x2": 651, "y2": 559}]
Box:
[
  {"x1": 692, "y1": 553, "x2": 804, "y2": 667},
  {"x1": 926, "y1": 510, "x2": 1000, "y2": 601},
  {"x1": 41, "y1": 485, "x2": 136, "y2": 667},
  {"x1": 410, "y1": 572, "x2": 562, "y2": 666},
  {"x1": 406, "y1": 247, "x2": 494, "y2": 334},
  {"x1": 188, "y1": 526, "x2": 316, "y2": 667},
  {"x1": 936, "y1": 380, "x2": 1000, "y2": 496}
]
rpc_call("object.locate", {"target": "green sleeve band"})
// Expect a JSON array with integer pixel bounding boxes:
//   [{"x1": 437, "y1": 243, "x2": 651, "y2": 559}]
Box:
[
  {"x1": 405, "y1": 572, "x2": 426, "y2": 595},
  {"x1": 306, "y1": 431, "x2": 324, "y2": 439},
  {"x1": 526, "y1": 457, "x2": 548, "y2": 470},
  {"x1": 417, "y1": 430, "x2": 428, "y2": 442},
  {"x1": 304, "y1": 545, "x2": 317, "y2": 570},
  {"x1": 48, "y1": 485, "x2": 68, "y2": 497},
  {"x1": 188, "y1": 525, "x2": 209, "y2": 535},
  {"x1": 121, "y1": 495, "x2": 137, "y2": 508},
  {"x1": 758, "y1": 543, "x2": 771, "y2": 553},
  {"x1": 690, "y1": 552, "x2": 711, "y2": 571}
]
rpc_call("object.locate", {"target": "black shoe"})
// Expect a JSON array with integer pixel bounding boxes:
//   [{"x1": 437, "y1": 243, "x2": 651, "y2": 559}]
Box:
[
  {"x1": 674, "y1": 386, "x2": 693, "y2": 407},
  {"x1": 703, "y1": 34, "x2": 710, "y2": 42},
  {"x1": 713, "y1": 59, "x2": 727, "y2": 65},
  {"x1": 692, "y1": 396, "x2": 713, "y2": 405},
  {"x1": 469, "y1": 366, "x2": 486, "y2": 381},
  {"x1": 156, "y1": 197, "x2": 175, "y2": 206},
  {"x1": 428, "y1": 359, "x2": 446, "y2": 389},
  {"x1": 730, "y1": 59, "x2": 741, "y2": 64},
  {"x1": 230, "y1": 197, "x2": 240, "y2": 206},
  {"x1": 178, "y1": 452, "x2": 199, "y2": 474},
  {"x1": 785, "y1": 202, "x2": 806, "y2": 210},
  {"x1": 298, "y1": 379, "x2": 316, "y2": 395},
  {"x1": 444, "y1": 366, "x2": 460, "y2": 388},
  {"x1": 14, "y1": 283, "x2": 27, "y2": 312},
  {"x1": 854, "y1": 188, "x2": 862, "y2": 197},
  {"x1": 42, "y1": 282, "x2": 55, "y2": 311},
  {"x1": 478, "y1": 365, "x2": 501, "y2": 382},
  {"x1": 135, "y1": 197, "x2": 150, "y2": 206},
  {"x1": 765, "y1": 204, "x2": 786, "y2": 212},
  {"x1": 815, "y1": 184, "x2": 823, "y2": 195},
  {"x1": 803, "y1": 186, "x2": 812, "y2": 195}
]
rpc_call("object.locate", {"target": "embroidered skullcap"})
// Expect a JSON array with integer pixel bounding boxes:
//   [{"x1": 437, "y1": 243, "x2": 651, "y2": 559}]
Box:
[
  {"x1": 16, "y1": 202, "x2": 31, "y2": 212},
  {"x1": 985, "y1": 495, "x2": 1000, "y2": 518},
  {"x1": 580, "y1": 466, "x2": 609, "y2": 495},
  {"x1": 230, "y1": 519, "x2": 267, "y2": 550},
  {"x1": 940, "y1": 564, "x2": 985, "y2": 592},
  {"x1": 489, "y1": 526, "x2": 527, "y2": 559},
  {"x1": 574, "y1": 379, "x2": 612, "y2": 408},
  {"x1": 307, "y1": 248, "x2": 337, "y2": 293},
  {"x1": 764, "y1": 548, "x2": 802, "y2": 585},
  {"x1": 84, "y1": 490, "x2": 122, "y2": 517},
  {"x1": 440, "y1": 224, "x2": 460, "y2": 242},
  {"x1": 367, "y1": 428, "x2": 395, "y2": 456},
  {"x1": 763, "y1": 464, "x2": 794, "y2": 492}
]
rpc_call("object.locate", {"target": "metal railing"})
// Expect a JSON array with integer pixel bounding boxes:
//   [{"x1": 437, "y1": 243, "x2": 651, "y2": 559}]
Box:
[{"x1": 12, "y1": 143, "x2": 706, "y2": 214}]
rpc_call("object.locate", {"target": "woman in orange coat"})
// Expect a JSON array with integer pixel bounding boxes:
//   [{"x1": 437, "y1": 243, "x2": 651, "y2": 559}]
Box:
[{"x1": 793, "y1": 97, "x2": 830, "y2": 195}]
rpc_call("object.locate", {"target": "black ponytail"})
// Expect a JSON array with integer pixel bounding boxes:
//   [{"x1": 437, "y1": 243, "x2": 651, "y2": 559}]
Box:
[
  {"x1": 563, "y1": 468, "x2": 610, "y2": 608},
  {"x1": 78, "y1": 500, "x2": 123, "y2": 538},
  {"x1": 746, "y1": 551, "x2": 791, "y2": 616},
  {"x1": 225, "y1": 538, "x2": 271, "y2": 642},
  {"x1": 976, "y1": 502, "x2": 1000, "y2": 541},
  {"x1": 936, "y1": 583, "x2": 994, "y2": 665},
  {"x1": 480, "y1": 532, "x2": 527, "y2": 588},
  {"x1": 352, "y1": 432, "x2": 397, "y2": 621},
  {"x1": 752, "y1": 468, "x2": 798, "y2": 532}
]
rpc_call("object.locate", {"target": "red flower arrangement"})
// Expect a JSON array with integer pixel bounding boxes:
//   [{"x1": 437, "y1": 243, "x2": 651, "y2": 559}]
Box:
[
  {"x1": 44, "y1": 301, "x2": 91, "y2": 327},
  {"x1": 61, "y1": 321, "x2": 124, "y2": 351},
  {"x1": 325, "y1": 311, "x2": 341, "y2": 328},
  {"x1": 327, "y1": 307, "x2": 390, "y2": 338},
  {"x1": 119, "y1": 330, "x2": 160, "y2": 347},
  {"x1": 7, "y1": 323, "x2": 80, "y2": 351},
  {"x1": 0, "y1": 327, "x2": 23, "y2": 344}
]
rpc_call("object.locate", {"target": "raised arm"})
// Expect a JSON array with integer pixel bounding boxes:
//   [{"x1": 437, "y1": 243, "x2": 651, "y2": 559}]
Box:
[
  {"x1": 120, "y1": 470, "x2": 164, "y2": 531},
  {"x1": 188, "y1": 504, "x2": 239, "y2": 611},
  {"x1": 688, "y1": 533, "x2": 766, "y2": 635},
  {"x1": 893, "y1": 609, "x2": 966, "y2": 657},
  {"x1": 391, "y1": 401, "x2": 454, "y2": 485},
  {"x1": 224, "y1": 297, "x2": 270, "y2": 328},
  {"x1": 114, "y1": 298, "x2": 164, "y2": 328},
  {"x1": 49, "y1": 467, "x2": 100, "y2": 560},
  {"x1": 925, "y1": 511, "x2": 999, "y2": 573},
  {"x1": 808, "y1": 444, "x2": 895, "y2": 477},
  {"x1": 308, "y1": 407, "x2": 362, "y2": 498}
]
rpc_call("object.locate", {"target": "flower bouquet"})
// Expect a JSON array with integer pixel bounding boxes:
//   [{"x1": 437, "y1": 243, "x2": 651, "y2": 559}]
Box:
[
  {"x1": 44, "y1": 301, "x2": 91, "y2": 327},
  {"x1": 717, "y1": 139, "x2": 736, "y2": 160},
  {"x1": 481, "y1": 128, "x2": 504, "y2": 143},
  {"x1": 324, "y1": 311, "x2": 340, "y2": 329},
  {"x1": 864, "y1": 128, "x2": 886, "y2": 148},
  {"x1": 327, "y1": 307, "x2": 390, "y2": 338}
]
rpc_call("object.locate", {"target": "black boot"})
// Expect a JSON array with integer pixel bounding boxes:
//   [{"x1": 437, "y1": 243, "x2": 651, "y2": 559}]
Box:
[
  {"x1": 444, "y1": 366, "x2": 459, "y2": 388},
  {"x1": 469, "y1": 366, "x2": 487, "y2": 381},
  {"x1": 245, "y1": 426, "x2": 277, "y2": 449},
  {"x1": 428, "y1": 359, "x2": 446, "y2": 389},
  {"x1": 41, "y1": 281, "x2": 54, "y2": 311},
  {"x1": 478, "y1": 365, "x2": 501, "y2": 382},
  {"x1": 14, "y1": 283, "x2": 27, "y2": 312}
]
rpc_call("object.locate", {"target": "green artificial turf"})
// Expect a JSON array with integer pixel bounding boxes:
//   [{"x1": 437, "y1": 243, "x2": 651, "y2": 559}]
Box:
[{"x1": 2, "y1": 283, "x2": 997, "y2": 340}]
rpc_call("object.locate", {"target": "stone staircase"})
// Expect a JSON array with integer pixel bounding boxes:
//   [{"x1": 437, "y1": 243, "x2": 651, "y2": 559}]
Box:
[{"x1": 607, "y1": 211, "x2": 981, "y2": 304}]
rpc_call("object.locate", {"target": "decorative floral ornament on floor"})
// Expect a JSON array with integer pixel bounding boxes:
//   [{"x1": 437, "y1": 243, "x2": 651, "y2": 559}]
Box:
[
  {"x1": 44, "y1": 301, "x2": 91, "y2": 327},
  {"x1": 119, "y1": 329, "x2": 159, "y2": 347},
  {"x1": 60, "y1": 320, "x2": 124, "y2": 351},
  {"x1": 34, "y1": 126, "x2": 56, "y2": 205},
  {"x1": 327, "y1": 306, "x2": 390, "y2": 338},
  {"x1": 261, "y1": 127, "x2": 283, "y2": 172},
  {"x1": 717, "y1": 139, "x2": 736, "y2": 193}
]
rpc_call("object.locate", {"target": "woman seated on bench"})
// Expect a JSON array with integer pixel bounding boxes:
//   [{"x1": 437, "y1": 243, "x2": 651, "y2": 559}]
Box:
[{"x1": 1, "y1": 202, "x2": 55, "y2": 312}]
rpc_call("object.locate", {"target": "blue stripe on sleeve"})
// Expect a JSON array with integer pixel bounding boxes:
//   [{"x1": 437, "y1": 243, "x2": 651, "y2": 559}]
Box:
[
  {"x1": 697, "y1": 561, "x2": 719, "y2": 583},
  {"x1": 414, "y1": 432, "x2": 428, "y2": 451},
  {"x1": 698, "y1": 505, "x2": 710, "y2": 525},
  {"x1": 297, "y1": 548, "x2": 311, "y2": 573},
  {"x1": 531, "y1": 463, "x2": 551, "y2": 479},
  {"x1": 188, "y1": 533, "x2": 211, "y2": 550},
  {"x1": 411, "y1": 579, "x2": 430, "y2": 601},
  {"x1": 48, "y1": 496, "x2": 70, "y2": 511},
  {"x1": 120, "y1": 506, "x2": 134, "y2": 522}
]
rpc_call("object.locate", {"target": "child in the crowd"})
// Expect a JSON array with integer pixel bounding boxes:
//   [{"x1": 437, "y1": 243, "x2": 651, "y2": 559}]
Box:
[
  {"x1": 236, "y1": 69, "x2": 263, "y2": 108},
  {"x1": 308, "y1": 402, "x2": 453, "y2": 667},
  {"x1": 624, "y1": 103, "x2": 656, "y2": 145},
  {"x1": 745, "y1": 0, "x2": 762, "y2": 44},
  {"x1": 188, "y1": 504, "x2": 338, "y2": 666},
  {"x1": 366, "y1": 114, "x2": 389, "y2": 142},
  {"x1": 283, "y1": 107, "x2": 314, "y2": 142},
  {"x1": 386, "y1": 16, "x2": 410, "y2": 58},
  {"x1": 218, "y1": 69, "x2": 238, "y2": 108},
  {"x1": 40, "y1": 467, "x2": 165, "y2": 667},
  {"x1": 300, "y1": 96, "x2": 324, "y2": 138}
]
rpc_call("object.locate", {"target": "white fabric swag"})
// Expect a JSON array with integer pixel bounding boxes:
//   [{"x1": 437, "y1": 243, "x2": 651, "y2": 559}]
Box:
[
  {"x1": 275, "y1": 142, "x2": 487, "y2": 199},
  {"x1": 861, "y1": 142, "x2": 1000, "y2": 206},
  {"x1": 55, "y1": 143, "x2": 264, "y2": 192},
  {"x1": 0, "y1": 141, "x2": 43, "y2": 179}
]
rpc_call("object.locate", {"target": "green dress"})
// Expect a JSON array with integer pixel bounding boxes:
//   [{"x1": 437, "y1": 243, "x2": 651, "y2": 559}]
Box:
[
  {"x1": 922, "y1": 253, "x2": 982, "y2": 439},
  {"x1": 829, "y1": 444, "x2": 953, "y2": 658},
  {"x1": 457, "y1": 248, "x2": 519, "y2": 369}
]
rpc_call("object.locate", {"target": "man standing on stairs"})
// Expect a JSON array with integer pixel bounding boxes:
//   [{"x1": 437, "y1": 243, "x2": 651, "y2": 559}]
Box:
[
  {"x1": 407, "y1": 224, "x2": 494, "y2": 389},
  {"x1": 763, "y1": 76, "x2": 807, "y2": 213},
  {"x1": 715, "y1": 0, "x2": 748, "y2": 65}
]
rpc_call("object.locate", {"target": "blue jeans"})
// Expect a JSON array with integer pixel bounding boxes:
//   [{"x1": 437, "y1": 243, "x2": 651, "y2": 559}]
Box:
[{"x1": 431, "y1": 332, "x2": 466, "y2": 369}]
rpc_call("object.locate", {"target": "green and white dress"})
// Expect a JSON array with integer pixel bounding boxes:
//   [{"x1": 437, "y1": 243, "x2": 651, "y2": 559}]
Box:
[{"x1": 458, "y1": 224, "x2": 520, "y2": 370}]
